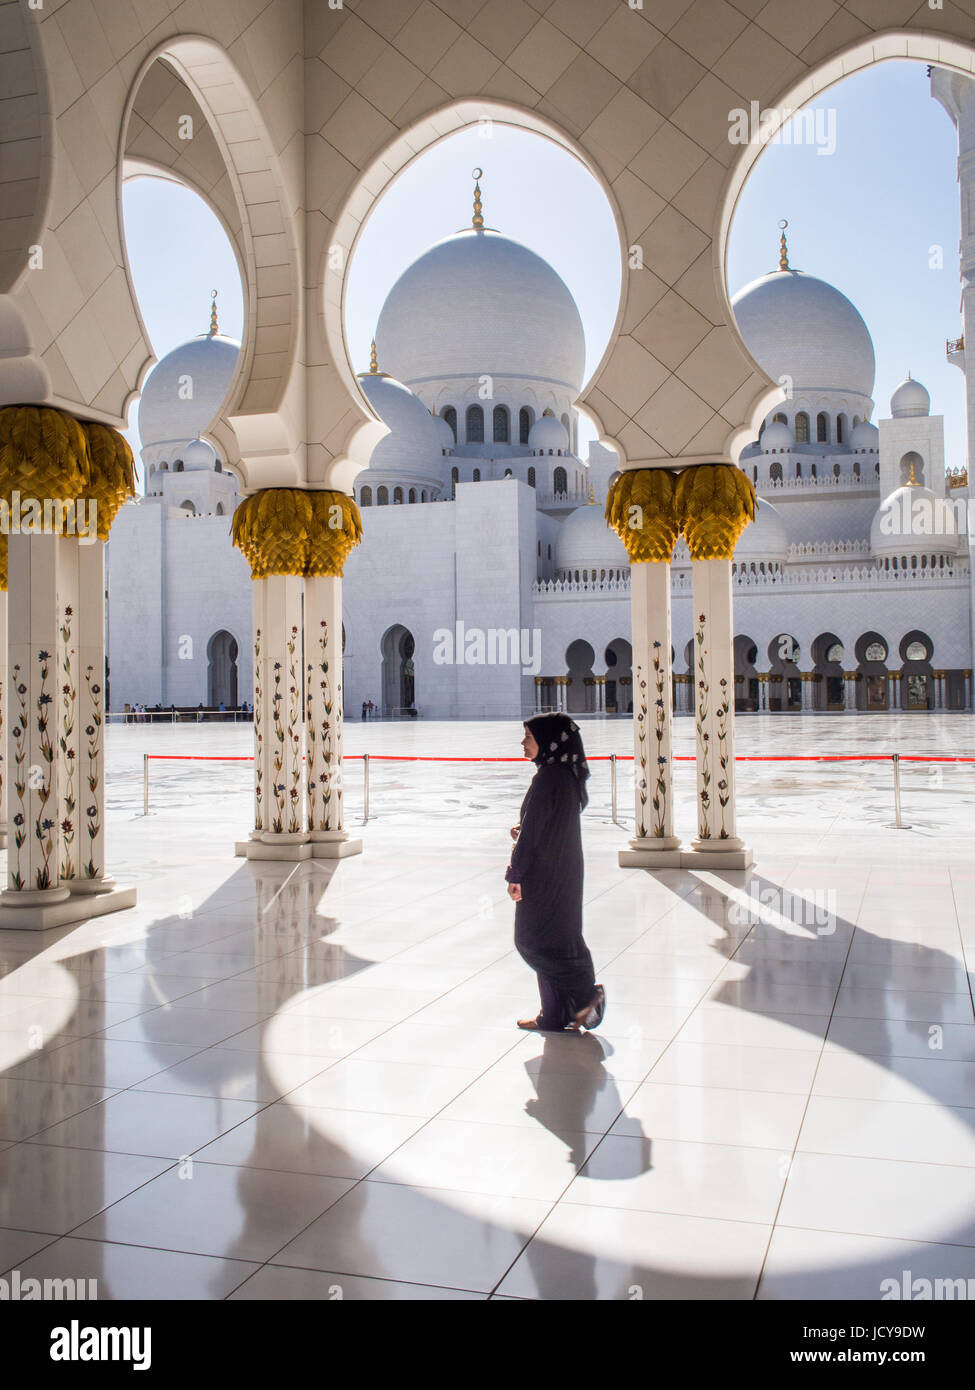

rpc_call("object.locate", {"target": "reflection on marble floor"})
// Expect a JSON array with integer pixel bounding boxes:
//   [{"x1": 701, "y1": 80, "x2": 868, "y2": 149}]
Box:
[{"x1": 0, "y1": 715, "x2": 973, "y2": 1299}]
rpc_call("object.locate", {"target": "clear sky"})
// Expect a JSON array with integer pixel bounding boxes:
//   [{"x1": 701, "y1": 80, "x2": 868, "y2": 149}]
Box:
[{"x1": 122, "y1": 57, "x2": 968, "y2": 478}]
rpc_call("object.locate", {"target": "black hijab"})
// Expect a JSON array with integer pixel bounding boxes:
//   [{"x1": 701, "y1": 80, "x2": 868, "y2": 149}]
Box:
[{"x1": 525, "y1": 713, "x2": 590, "y2": 809}]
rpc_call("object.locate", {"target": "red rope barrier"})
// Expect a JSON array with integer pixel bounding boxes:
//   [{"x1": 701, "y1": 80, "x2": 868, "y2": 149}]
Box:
[{"x1": 143, "y1": 752, "x2": 975, "y2": 764}]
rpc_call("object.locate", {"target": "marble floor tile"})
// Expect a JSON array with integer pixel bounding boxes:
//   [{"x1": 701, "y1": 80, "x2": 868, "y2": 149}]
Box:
[
  {"x1": 0, "y1": 1144, "x2": 172, "y2": 1234},
  {"x1": 29, "y1": 1088, "x2": 263, "y2": 1158},
  {"x1": 12, "y1": 1237, "x2": 259, "y2": 1300},
  {"x1": 757, "y1": 1226, "x2": 975, "y2": 1300},
  {"x1": 194, "y1": 1102, "x2": 425, "y2": 1179}
]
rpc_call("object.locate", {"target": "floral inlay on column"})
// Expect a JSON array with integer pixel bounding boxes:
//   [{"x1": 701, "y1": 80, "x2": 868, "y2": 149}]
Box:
[
  {"x1": 650, "y1": 640, "x2": 669, "y2": 839},
  {"x1": 35, "y1": 649, "x2": 55, "y2": 889},
  {"x1": 695, "y1": 612, "x2": 711, "y2": 840},
  {"x1": 83, "y1": 664, "x2": 102, "y2": 878},
  {"x1": 634, "y1": 661, "x2": 648, "y2": 836},
  {"x1": 716, "y1": 676, "x2": 731, "y2": 838},
  {"x1": 10, "y1": 664, "x2": 27, "y2": 889},
  {"x1": 286, "y1": 623, "x2": 301, "y2": 834},
  {"x1": 253, "y1": 626, "x2": 263, "y2": 831},
  {"x1": 58, "y1": 606, "x2": 76, "y2": 880},
  {"x1": 271, "y1": 657, "x2": 284, "y2": 834}
]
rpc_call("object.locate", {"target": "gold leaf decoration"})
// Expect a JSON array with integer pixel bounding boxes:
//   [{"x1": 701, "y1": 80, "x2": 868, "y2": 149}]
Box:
[
  {"x1": 82, "y1": 421, "x2": 136, "y2": 540},
  {"x1": 675, "y1": 463, "x2": 756, "y2": 560},
  {"x1": 605, "y1": 467, "x2": 679, "y2": 562},
  {"x1": 232, "y1": 488, "x2": 363, "y2": 578}
]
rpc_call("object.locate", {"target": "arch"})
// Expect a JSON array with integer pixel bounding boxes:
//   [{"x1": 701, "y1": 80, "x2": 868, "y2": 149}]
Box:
[
  {"x1": 119, "y1": 37, "x2": 302, "y2": 453},
  {"x1": 855, "y1": 631, "x2": 890, "y2": 712},
  {"x1": 899, "y1": 450, "x2": 925, "y2": 486},
  {"x1": 466, "y1": 404, "x2": 484, "y2": 443},
  {"x1": 817, "y1": 412, "x2": 829, "y2": 443},
  {"x1": 493, "y1": 405, "x2": 509, "y2": 444},
  {"x1": 553, "y1": 465, "x2": 568, "y2": 495},
  {"x1": 451, "y1": 466, "x2": 459, "y2": 498},
  {"x1": 207, "y1": 629, "x2": 238, "y2": 708},
  {"x1": 441, "y1": 406, "x2": 458, "y2": 443},
  {"x1": 408, "y1": 487, "x2": 417, "y2": 503},
  {"x1": 769, "y1": 460, "x2": 783, "y2": 482},
  {"x1": 473, "y1": 468, "x2": 481, "y2": 482},
  {"x1": 565, "y1": 639, "x2": 595, "y2": 714},
  {"x1": 794, "y1": 411, "x2": 810, "y2": 443},
  {"x1": 527, "y1": 466, "x2": 536, "y2": 488},
  {"x1": 733, "y1": 635, "x2": 759, "y2": 713},
  {"x1": 836, "y1": 413, "x2": 847, "y2": 444},
  {"x1": 381, "y1": 624, "x2": 415, "y2": 717},
  {"x1": 900, "y1": 629, "x2": 935, "y2": 711},
  {"x1": 767, "y1": 633, "x2": 801, "y2": 713},
  {"x1": 179, "y1": 499, "x2": 196, "y2": 513},
  {"x1": 519, "y1": 406, "x2": 535, "y2": 445},
  {"x1": 604, "y1": 637, "x2": 633, "y2": 714},
  {"x1": 812, "y1": 632, "x2": 845, "y2": 712},
  {"x1": 215, "y1": 502, "x2": 225, "y2": 516},
  {"x1": 393, "y1": 485, "x2": 403, "y2": 504},
  {"x1": 377, "y1": 485, "x2": 389, "y2": 506},
  {"x1": 360, "y1": 485, "x2": 372, "y2": 507}
]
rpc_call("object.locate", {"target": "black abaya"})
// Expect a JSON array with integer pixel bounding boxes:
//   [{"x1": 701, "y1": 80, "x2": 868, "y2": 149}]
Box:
[{"x1": 506, "y1": 761, "x2": 595, "y2": 1028}]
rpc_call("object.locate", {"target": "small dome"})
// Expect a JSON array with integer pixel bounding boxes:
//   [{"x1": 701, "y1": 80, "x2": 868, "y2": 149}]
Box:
[
  {"x1": 529, "y1": 413, "x2": 569, "y2": 453},
  {"x1": 762, "y1": 420, "x2": 793, "y2": 453},
  {"x1": 850, "y1": 420, "x2": 879, "y2": 451},
  {"x1": 139, "y1": 333, "x2": 239, "y2": 449},
  {"x1": 431, "y1": 412, "x2": 455, "y2": 450},
  {"x1": 734, "y1": 497, "x2": 788, "y2": 562},
  {"x1": 890, "y1": 375, "x2": 930, "y2": 418},
  {"x1": 870, "y1": 483, "x2": 959, "y2": 556},
  {"x1": 358, "y1": 371, "x2": 443, "y2": 476},
  {"x1": 183, "y1": 438, "x2": 216, "y2": 470},
  {"x1": 556, "y1": 504, "x2": 629, "y2": 573}
]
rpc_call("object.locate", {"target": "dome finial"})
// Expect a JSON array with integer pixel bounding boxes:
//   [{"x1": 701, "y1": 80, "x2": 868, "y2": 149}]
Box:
[
  {"x1": 209, "y1": 289, "x2": 219, "y2": 337},
  {"x1": 472, "y1": 167, "x2": 484, "y2": 231},
  {"x1": 777, "y1": 219, "x2": 789, "y2": 272},
  {"x1": 908, "y1": 457, "x2": 918, "y2": 486},
  {"x1": 588, "y1": 481, "x2": 596, "y2": 505},
  {"x1": 369, "y1": 339, "x2": 379, "y2": 374}
]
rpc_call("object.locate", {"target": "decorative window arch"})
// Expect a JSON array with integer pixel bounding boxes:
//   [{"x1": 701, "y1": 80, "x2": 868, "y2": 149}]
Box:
[
  {"x1": 377, "y1": 485, "x2": 389, "y2": 505},
  {"x1": 795, "y1": 411, "x2": 810, "y2": 443},
  {"x1": 852, "y1": 415, "x2": 860, "y2": 429},
  {"x1": 519, "y1": 406, "x2": 534, "y2": 445},
  {"x1": 180, "y1": 499, "x2": 195, "y2": 513},
  {"x1": 833, "y1": 462, "x2": 841, "y2": 477},
  {"x1": 770, "y1": 461, "x2": 783, "y2": 482},
  {"x1": 393, "y1": 486, "x2": 403, "y2": 504},
  {"x1": 528, "y1": 466, "x2": 536, "y2": 488},
  {"x1": 795, "y1": 461, "x2": 802, "y2": 477},
  {"x1": 817, "y1": 412, "x2": 828, "y2": 442},
  {"x1": 773, "y1": 412, "x2": 787, "y2": 425},
  {"x1": 442, "y1": 406, "x2": 457, "y2": 442},
  {"x1": 493, "y1": 405, "x2": 509, "y2": 443},
  {"x1": 466, "y1": 404, "x2": 484, "y2": 443},
  {"x1": 472, "y1": 468, "x2": 480, "y2": 482},
  {"x1": 215, "y1": 502, "x2": 224, "y2": 515},
  {"x1": 853, "y1": 461, "x2": 860, "y2": 478},
  {"x1": 554, "y1": 465, "x2": 568, "y2": 494},
  {"x1": 836, "y1": 413, "x2": 847, "y2": 443},
  {"x1": 360, "y1": 485, "x2": 372, "y2": 506},
  {"x1": 451, "y1": 466, "x2": 459, "y2": 498},
  {"x1": 408, "y1": 487, "x2": 416, "y2": 503},
  {"x1": 174, "y1": 459, "x2": 184, "y2": 472}
]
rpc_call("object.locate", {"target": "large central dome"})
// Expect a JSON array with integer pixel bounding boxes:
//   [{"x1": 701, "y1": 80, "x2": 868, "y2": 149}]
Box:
[
  {"x1": 375, "y1": 230, "x2": 585, "y2": 392},
  {"x1": 732, "y1": 267, "x2": 875, "y2": 398}
]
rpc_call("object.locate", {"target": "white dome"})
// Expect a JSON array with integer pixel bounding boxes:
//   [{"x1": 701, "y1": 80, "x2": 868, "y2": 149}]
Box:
[
  {"x1": 870, "y1": 484, "x2": 959, "y2": 556},
  {"x1": 762, "y1": 420, "x2": 793, "y2": 452},
  {"x1": 734, "y1": 497, "x2": 788, "y2": 562},
  {"x1": 732, "y1": 268, "x2": 875, "y2": 398},
  {"x1": 430, "y1": 411, "x2": 455, "y2": 450},
  {"x1": 183, "y1": 438, "x2": 216, "y2": 471},
  {"x1": 529, "y1": 413, "x2": 569, "y2": 453},
  {"x1": 375, "y1": 230, "x2": 585, "y2": 392},
  {"x1": 890, "y1": 375, "x2": 930, "y2": 418},
  {"x1": 359, "y1": 371, "x2": 443, "y2": 476},
  {"x1": 139, "y1": 334, "x2": 239, "y2": 450},
  {"x1": 850, "y1": 419, "x2": 879, "y2": 451},
  {"x1": 556, "y1": 504, "x2": 629, "y2": 572}
]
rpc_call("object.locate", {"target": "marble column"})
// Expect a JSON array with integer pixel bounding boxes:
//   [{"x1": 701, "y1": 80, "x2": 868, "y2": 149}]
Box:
[
  {"x1": 800, "y1": 672, "x2": 813, "y2": 712},
  {"x1": 239, "y1": 574, "x2": 306, "y2": 858},
  {"x1": 965, "y1": 669, "x2": 972, "y2": 708},
  {"x1": 889, "y1": 670, "x2": 900, "y2": 710},
  {"x1": 0, "y1": 589, "x2": 6, "y2": 849},
  {"x1": 533, "y1": 677, "x2": 543, "y2": 713},
  {"x1": 757, "y1": 672, "x2": 768, "y2": 711},
  {"x1": 685, "y1": 559, "x2": 752, "y2": 867},
  {"x1": 844, "y1": 671, "x2": 857, "y2": 711},
  {"x1": 305, "y1": 574, "x2": 362, "y2": 859},
  {"x1": 620, "y1": 560, "x2": 681, "y2": 867}
]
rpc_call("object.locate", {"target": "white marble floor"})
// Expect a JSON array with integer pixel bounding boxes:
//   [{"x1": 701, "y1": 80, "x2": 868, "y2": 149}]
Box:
[{"x1": 0, "y1": 714, "x2": 973, "y2": 1299}]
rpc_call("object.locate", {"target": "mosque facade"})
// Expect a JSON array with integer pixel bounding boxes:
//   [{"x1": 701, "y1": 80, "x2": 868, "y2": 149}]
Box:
[{"x1": 108, "y1": 196, "x2": 975, "y2": 722}]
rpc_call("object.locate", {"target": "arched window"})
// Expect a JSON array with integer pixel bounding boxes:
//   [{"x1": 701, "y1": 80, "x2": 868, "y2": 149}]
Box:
[
  {"x1": 377, "y1": 485, "x2": 389, "y2": 506},
  {"x1": 360, "y1": 485, "x2": 372, "y2": 506},
  {"x1": 215, "y1": 459, "x2": 222, "y2": 473},
  {"x1": 442, "y1": 406, "x2": 457, "y2": 442},
  {"x1": 810, "y1": 463, "x2": 817, "y2": 478},
  {"x1": 537, "y1": 541, "x2": 541, "y2": 556},
  {"x1": 451, "y1": 466, "x2": 459, "y2": 498},
  {"x1": 466, "y1": 405, "x2": 484, "y2": 443},
  {"x1": 817, "y1": 412, "x2": 828, "y2": 442},
  {"x1": 547, "y1": 544, "x2": 552, "y2": 559},
  {"x1": 836, "y1": 413, "x2": 847, "y2": 443},
  {"x1": 554, "y1": 465, "x2": 568, "y2": 494},
  {"x1": 833, "y1": 462, "x2": 840, "y2": 478},
  {"x1": 795, "y1": 412, "x2": 810, "y2": 442},
  {"x1": 560, "y1": 412, "x2": 570, "y2": 440},
  {"x1": 174, "y1": 459, "x2": 184, "y2": 472},
  {"x1": 421, "y1": 490, "x2": 427, "y2": 502},
  {"x1": 773, "y1": 412, "x2": 787, "y2": 425},
  {"x1": 493, "y1": 405, "x2": 509, "y2": 443},
  {"x1": 853, "y1": 461, "x2": 860, "y2": 478},
  {"x1": 770, "y1": 461, "x2": 783, "y2": 482},
  {"x1": 180, "y1": 499, "x2": 195, "y2": 513},
  {"x1": 504, "y1": 468, "x2": 512, "y2": 477},
  {"x1": 852, "y1": 415, "x2": 860, "y2": 429},
  {"x1": 393, "y1": 486, "x2": 403, "y2": 504},
  {"x1": 407, "y1": 488, "x2": 415, "y2": 503},
  {"x1": 795, "y1": 461, "x2": 802, "y2": 477},
  {"x1": 528, "y1": 466, "x2": 536, "y2": 488},
  {"x1": 519, "y1": 406, "x2": 533, "y2": 445},
  {"x1": 216, "y1": 502, "x2": 225, "y2": 515}
]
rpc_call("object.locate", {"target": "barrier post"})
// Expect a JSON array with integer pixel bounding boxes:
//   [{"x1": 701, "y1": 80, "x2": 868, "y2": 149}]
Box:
[
  {"x1": 363, "y1": 753, "x2": 370, "y2": 823},
  {"x1": 143, "y1": 753, "x2": 149, "y2": 817},
  {"x1": 610, "y1": 753, "x2": 618, "y2": 824},
  {"x1": 891, "y1": 753, "x2": 909, "y2": 829}
]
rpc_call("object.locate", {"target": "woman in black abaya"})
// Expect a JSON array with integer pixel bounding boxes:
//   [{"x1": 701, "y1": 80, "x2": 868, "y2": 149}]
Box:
[{"x1": 505, "y1": 713, "x2": 605, "y2": 1032}]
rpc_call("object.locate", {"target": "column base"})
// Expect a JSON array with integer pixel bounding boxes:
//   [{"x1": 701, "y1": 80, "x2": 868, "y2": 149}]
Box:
[
  {"x1": 681, "y1": 840, "x2": 754, "y2": 870},
  {"x1": 234, "y1": 832, "x2": 364, "y2": 861},
  {"x1": 619, "y1": 835, "x2": 682, "y2": 868},
  {"x1": 0, "y1": 881, "x2": 136, "y2": 931}
]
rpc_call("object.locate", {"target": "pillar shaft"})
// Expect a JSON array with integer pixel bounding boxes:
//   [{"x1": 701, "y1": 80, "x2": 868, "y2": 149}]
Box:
[
  {"x1": 252, "y1": 574, "x2": 304, "y2": 841},
  {"x1": 690, "y1": 559, "x2": 744, "y2": 852},
  {"x1": 305, "y1": 574, "x2": 345, "y2": 838},
  {"x1": 0, "y1": 590, "x2": 6, "y2": 847},
  {"x1": 623, "y1": 561, "x2": 679, "y2": 857}
]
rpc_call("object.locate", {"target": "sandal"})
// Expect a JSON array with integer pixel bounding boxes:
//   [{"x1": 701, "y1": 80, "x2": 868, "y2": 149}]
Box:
[
  {"x1": 517, "y1": 1015, "x2": 544, "y2": 1030},
  {"x1": 572, "y1": 985, "x2": 606, "y2": 1031}
]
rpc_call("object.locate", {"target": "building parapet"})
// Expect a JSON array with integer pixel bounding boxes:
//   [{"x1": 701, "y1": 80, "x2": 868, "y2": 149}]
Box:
[{"x1": 533, "y1": 564, "x2": 968, "y2": 600}]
